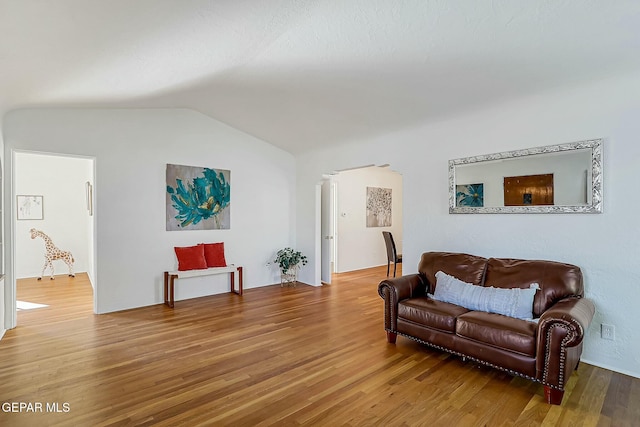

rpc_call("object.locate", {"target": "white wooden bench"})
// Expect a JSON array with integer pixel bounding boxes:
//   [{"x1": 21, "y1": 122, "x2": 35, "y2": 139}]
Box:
[{"x1": 163, "y1": 265, "x2": 243, "y2": 308}]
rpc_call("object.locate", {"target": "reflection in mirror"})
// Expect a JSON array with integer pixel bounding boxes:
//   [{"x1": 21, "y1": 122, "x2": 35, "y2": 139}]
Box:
[{"x1": 449, "y1": 139, "x2": 602, "y2": 213}]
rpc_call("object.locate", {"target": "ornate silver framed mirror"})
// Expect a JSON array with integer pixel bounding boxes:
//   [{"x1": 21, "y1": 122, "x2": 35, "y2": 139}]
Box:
[{"x1": 449, "y1": 138, "x2": 603, "y2": 214}]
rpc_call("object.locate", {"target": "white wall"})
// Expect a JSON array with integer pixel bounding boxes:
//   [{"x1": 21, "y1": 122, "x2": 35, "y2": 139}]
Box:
[
  {"x1": 333, "y1": 166, "x2": 402, "y2": 272},
  {"x1": 296, "y1": 71, "x2": 640, "y2": 379},
  {"x1": 86, "y1": 159, "x2": 96, "y2": 287},
  {"x1": 4, "y1": 109, "x2": 296, "y2": 315},
  {"x1": 0, "y1": 126, "x2": 4, "y2": 335},
  {"x1": 14, "y1": 152, "x2": 92, "y2": 279}
]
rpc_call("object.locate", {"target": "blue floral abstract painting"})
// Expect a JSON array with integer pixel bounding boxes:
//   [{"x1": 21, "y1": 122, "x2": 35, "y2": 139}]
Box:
[
  {"x1": 456, "y1": 183, "x2": 484, "y2": 207},
  {"x1": 166, "y1": 164, "x2": 230, "y2": 230}
]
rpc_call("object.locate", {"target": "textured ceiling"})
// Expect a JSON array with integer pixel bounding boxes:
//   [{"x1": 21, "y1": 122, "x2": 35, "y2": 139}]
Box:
[{"x1": 1, "y1": 0, "x2": 639, "y2": 154}]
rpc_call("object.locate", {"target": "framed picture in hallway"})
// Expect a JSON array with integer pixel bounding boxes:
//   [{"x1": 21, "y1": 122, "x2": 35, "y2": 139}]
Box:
[
  {"x1": 17, "y1": 195, "x2": 44, "y2": 220},
  {"x1": 366, "y1": 187, "x2": 392, "y2": 227}
]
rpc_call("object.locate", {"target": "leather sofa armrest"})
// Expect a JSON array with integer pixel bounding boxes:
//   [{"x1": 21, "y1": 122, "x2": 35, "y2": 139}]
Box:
[
  {"x1": 538, "y1": 297, "x2": 595, "y2": 347},
  {"x1": 378, "y1": 274, "x2": 426, "y2": 301},
  {"x1": 378, "y1": 274, "x2": 427, "y2": 332},
  {"x1": 535, "y1": 297, "x2": 595, "y2": 390}
]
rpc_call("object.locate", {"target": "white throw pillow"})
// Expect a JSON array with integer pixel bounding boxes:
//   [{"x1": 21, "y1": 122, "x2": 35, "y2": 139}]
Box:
[{"x1": 431, "y1": 271, "x2": 538, "y2": 320}]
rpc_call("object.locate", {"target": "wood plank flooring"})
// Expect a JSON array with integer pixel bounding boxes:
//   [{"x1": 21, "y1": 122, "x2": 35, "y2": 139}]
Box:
[{"x1": 1, "y1": 267, "x2": 638, "y2": 426}]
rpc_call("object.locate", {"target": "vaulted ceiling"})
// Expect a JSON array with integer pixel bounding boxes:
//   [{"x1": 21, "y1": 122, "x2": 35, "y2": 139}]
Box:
[{"x1": 2, "y1": 1, "x2": 639, "y2": 154}]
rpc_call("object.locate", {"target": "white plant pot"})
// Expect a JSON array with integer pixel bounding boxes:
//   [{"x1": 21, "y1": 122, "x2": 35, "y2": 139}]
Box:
[{"x1": 280, "y1": 266, "x2": 299, "y2": 287}]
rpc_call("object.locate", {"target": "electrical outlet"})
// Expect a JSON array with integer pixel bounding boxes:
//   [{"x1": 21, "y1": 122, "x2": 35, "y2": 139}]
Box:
[{"x1": 601, "y1": 324, "x2": 615, "y2": 340}]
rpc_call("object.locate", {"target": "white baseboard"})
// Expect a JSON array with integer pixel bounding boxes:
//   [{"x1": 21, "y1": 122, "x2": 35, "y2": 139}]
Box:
[{"x1": 580, "y1": 358, "x2": 640, "y2": 379}]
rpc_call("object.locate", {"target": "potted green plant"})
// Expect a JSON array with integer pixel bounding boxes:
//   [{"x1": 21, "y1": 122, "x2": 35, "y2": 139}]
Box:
[{"x1": 274, "y1": 248, "x2": 308, "y2": 286}]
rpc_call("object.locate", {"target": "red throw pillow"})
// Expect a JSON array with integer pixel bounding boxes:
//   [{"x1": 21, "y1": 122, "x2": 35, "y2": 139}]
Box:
[
  {"x1": 199, "y1": 242, "x2": 227, "y2": 267},
  {"x1": 174, "y1": 245, "x2": 208, "y2": 271}
]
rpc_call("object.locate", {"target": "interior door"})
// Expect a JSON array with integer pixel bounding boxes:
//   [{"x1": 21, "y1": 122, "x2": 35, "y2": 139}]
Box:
[{"x1": 321, "y1": 179, "x2": 333, "y2": 284}]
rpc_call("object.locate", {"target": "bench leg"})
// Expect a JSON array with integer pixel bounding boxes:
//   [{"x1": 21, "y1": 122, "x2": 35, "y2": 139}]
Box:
[
  {"x1": 164, "y1": 272, "x2": 169, "y2": 306},
  {"x1": 168, "y1": 275, "x2": 175, "y2": 308},
  {"x1": 230, "y1": 266, "x2": 244, "y2": 296},
  {"x1": 231, "y1": 271, "x2": 235, "y2": 294}
]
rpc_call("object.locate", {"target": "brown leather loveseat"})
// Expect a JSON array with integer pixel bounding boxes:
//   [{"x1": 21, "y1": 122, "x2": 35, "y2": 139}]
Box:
[{"x1": 378, "y1": 252, "x2": 595, "y2": 405}]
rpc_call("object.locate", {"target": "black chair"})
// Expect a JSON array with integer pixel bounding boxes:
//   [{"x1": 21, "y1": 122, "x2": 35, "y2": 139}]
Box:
[{"x1": 382, "y1": 231, "x2": 402, "y2": 277}]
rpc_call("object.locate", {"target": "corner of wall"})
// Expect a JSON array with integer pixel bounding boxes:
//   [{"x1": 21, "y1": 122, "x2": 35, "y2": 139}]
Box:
[{"x1": 0, "y1": 121, "x2": 5, "y2": 333}]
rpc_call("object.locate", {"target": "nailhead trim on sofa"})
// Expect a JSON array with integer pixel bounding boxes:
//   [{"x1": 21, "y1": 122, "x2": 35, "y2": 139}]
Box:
[
  {"x1": 387, "y1": 328, "x2": 540, "y2": 383},
  {"x1": 541, "y1": 322, "x2": 575, "y2": 389}
]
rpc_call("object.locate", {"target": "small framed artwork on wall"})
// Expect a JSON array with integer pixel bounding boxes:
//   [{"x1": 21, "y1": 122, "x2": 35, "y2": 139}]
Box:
[
  {"x1": 366, "y1": 187, "x2": 392, "y2": 227},
  {"x1": 17, "y1": 195, "x2": 44, "y2": 220}
]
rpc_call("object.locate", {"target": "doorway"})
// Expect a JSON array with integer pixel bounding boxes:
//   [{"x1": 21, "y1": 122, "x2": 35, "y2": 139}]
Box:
[
  {"x1": 12, "y1": 151, "x2": 96, "y2": 325},
  {"x1": 319, "y1": 165, "x2": 403, "y2": 283},
  {"x1": 320, "y1": 177, "x2": 337, "y2": 284}
]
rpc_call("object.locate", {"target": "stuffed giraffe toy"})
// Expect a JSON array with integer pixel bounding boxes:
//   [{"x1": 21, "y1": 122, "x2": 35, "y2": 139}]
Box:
[{"x1": 30, "y1": 228, "x2": 75, "y2": 280}]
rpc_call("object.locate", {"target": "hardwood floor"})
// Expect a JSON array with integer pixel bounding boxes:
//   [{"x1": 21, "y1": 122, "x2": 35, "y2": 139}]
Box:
[{"x1": 1, "y1": 267, "x2": 638, "y2": 426}]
